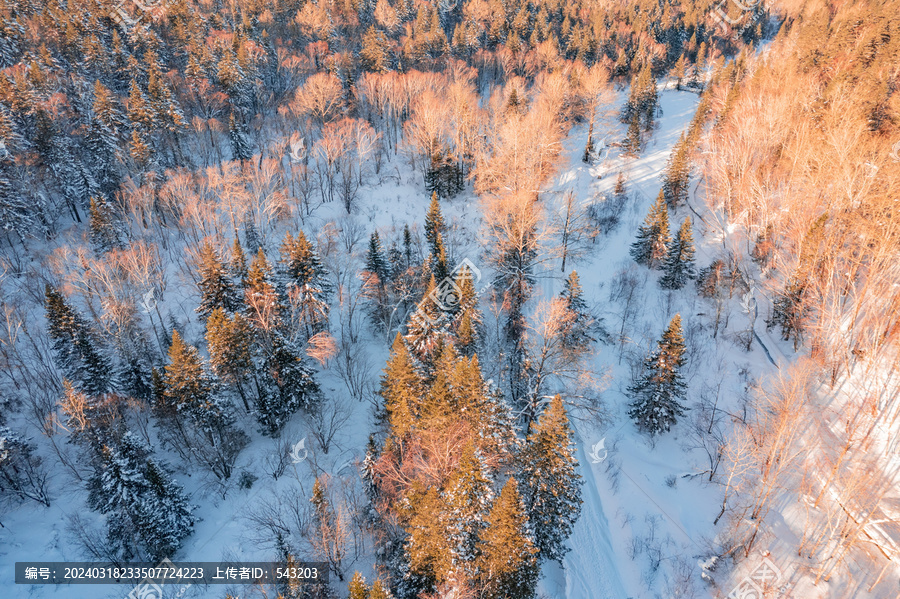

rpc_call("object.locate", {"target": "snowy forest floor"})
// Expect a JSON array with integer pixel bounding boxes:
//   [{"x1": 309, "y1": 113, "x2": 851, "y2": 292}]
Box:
[{"x1": 2, "y1": 81, "x2": 894, "y2": 599}]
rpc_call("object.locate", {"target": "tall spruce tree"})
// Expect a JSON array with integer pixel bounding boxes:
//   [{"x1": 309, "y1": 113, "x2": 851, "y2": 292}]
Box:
[
  {"x1": 87, "y1": 431, "x2": 194, "y2": 561},
  {"x1": 432, "y1": 234, "x2": 450, "y2": 284},
  {"x1": 452, "y1": 265, "x2": 482, "y2": 356},
  {"x1": 404, "y1": 275, "x2": 451, "y2": 368},
  {"x1": 443, "y1": 442, "x2": 493, "y2": 572},
  {"x1": 560, "y1": 270, "x2": 603, "y2": 351},
  {"x1": 162, "y1": 331, "x2": 246, "y2": 479},
  {"x1": 424, "y1": 192, "x2": 446, "y2": 260},
  {"x1": 196, "y1": 240, "x2": 241, "y2": 319},
  {"x1": 116, "y1": 354, "x2": 154, "y2": 403},
  {"x1": 659, "y1": 217, "x2": 697, "y2": 290},
  {"x1": 348, "y1": 571, "x2": 370, "y2": 599},
  {"x1": 627, "y1": 314, "x2": 688, "y2": 435},
  {"x1": 229, "y1": 112, "x2": 253, "y2": 162},
  {"x1": 127, "y1": 79, "x2": 156, "y2": 134},
  {"x1": 630, "y1": 191, "x2": 670, "y2": 268},
  {"x1": 403, "y1": 224, "x2": 413, "y2": 268},
  {"x1": 258, "y1": 333, "x2": 318, "y2": 435},
  {"x1": 44, "y1": 285, "x2": 112, "y2": 396},
  {"x1": 280, "y1": 231, "x2": 331, "y2": 294},
  {"x1": 477, "y1": 478, "x2": 538, "y2": 599},
  {"x1": 622, "y1": 66, "x2": 658, "y2": 131},
  {"x1": 206, "y1": 308, "x2": 254, "y2": 411},
  {"x1": 0, "y1": 158, "x2": 32, "y2": 242},
  {"x1": 280, "y1": 231, "x2": 331, "y2": 338},
  {"x1": 89, "y1": 195, "x2": 126, "y2": 254},
  {"x1": 379, "y1": 334, "x2": 421, "y2": 437},
  {"x1": 517, "y1": 396, "x2": 582, "y2": 564},
  {"x1": 614, "y1": 171, "x2": 627, "y2": 199},
  {"x1": 229, "y1": 236, "x2": 249, "y2": 285},
  {"x1": 624, "y1": 112, "x2": 641, "y2": 154},
  {"x1": 662, "y1": 133, "x2": 692, "y2": 208},
  {"x1": 369, "y1": 579, "x2": 390, "y2": 599},
  {"x1": 365, "y1": 231, "x2": 390, "y2": 284},
  {"x1": 404, "y1": 485, "x2": 452, "y2": 589},
  {"x1": 244, "y1": 248, "x2": 282, "y2": 329},
  {"x1": 87, "y1": 81, "x2": 124, "y2": 193}
]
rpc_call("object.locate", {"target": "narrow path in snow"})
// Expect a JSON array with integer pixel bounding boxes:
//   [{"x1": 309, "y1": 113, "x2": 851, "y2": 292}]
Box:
[{"x1": 555, "y1": 84, "x2": 701, "y2": 599}]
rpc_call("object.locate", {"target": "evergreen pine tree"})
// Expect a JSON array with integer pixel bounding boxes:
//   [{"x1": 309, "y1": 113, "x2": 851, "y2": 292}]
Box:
[
  {"x1": 229, "y1": 236, "x2": 249, "y2": 285},
  {"x1": 662, "y1": 133, "x2": 691, "y2": 208},
  {"x1": 404, "y1": 275, "x2": 451, "y2": 368},
  {"x1": 137, "y1": 458, "x2": 195, "y2": 561},
  {"x1": 280, "y1": 231, "x2": 331, "y2": 338},
  {"x1": 162, "y1": 331, "x2": 246, "y2": 480},
  {"x1": 627, "y1": 314, "x2": 688, "y2": 435},
  {"x1": 613, "y1": 171, "x2": 627, "y2": 198},
  {"x1": 403, "y1": 224, "x2": 413, "y2": 268},
  {"x1": 379, "y1": 334, "x2": 421, "y2": 437},
  {"x1": 258, "y1": 333, "x2": 319, "y2": 435},
  {"x1": 129, "y1": 130, "x2": 151, "y2": 171},
  {"x1": 245, "y1": 248, "x2": 282, "y2": 329},
  {"x1": 145, "y1": 52, "x2": 186, "y2": 138},
  {"x1": 365, "y1": 231, "x2": 390, "y2": 284},
  {"x1": 630, "y1": 191, "x2": 670, "y2": 268},
  {"x1": 0, "y1": 160, "x2": 33, "y2": 242},
  {"x1": 195, "y1": 240, "x2": 241, "y2": 318},
  {"x1": 116, "y1": 354, "x2": 153, "y2": 402},
  {"x1": 659, "y1": 218, "x2": 697, "y2": 290},
  {"x1": 229, "y1": 112, "x2": 253, "y2": 162},
  {"x1": 419, "y1": 341, "x2": 457, "y2": 425},
  {"x1": 517, "y1": 396, "x2": 582, "y2": 564},
  {"x1": 640, "y1": 67, "x2": 659, "y2": 131},
  {"x1": 44, "y1": 285, "x2": 112, "y2": 396},
  {"x1": 364, "y1": 231, "x2": 392, "y2": 331},
  {"x1": 243, "y1": 217, "x2": 262, "y2": 254},
  {"x1": 360, "y1": 26, "x2": 389, "y2": 72},
  {"x1": 453, "y1": 265, "x2": 482, "y2": 356},
  {"x1": 162, "y1": 330, "x2": 212, "y2": 415},
  {"x1": 206, "y1": 308, "x2": 254, "y2": 411},
  {"x1": 387, "y1": 242, "x2": 405, "y2": 281},
  {"x1": 88, "y1": 431, "x2": 194, "y2": 561},
  {"x1": 87, "y1": 81, "x2": 124, "y2": 193},
  {"x1": 432, "y1": 234, "x2": 449, "y2": 284},
  {"x1": 369, "y1": 579, "x2": 390, "y2": 599},
  {"x1": 89, "y1": 196, "x2": 126, "y2": 254},
  {"x1": 424, "y1": 192, "x2": 446, "y2": 260},
  {"x1": 280, "y1": 231, "x2": 331, "y2": 293},
  {"x1": 403, "y1": 482, "x2": 451, "y2": 587},
  {"x1": 443, "y1": 442, "x2": 493, "y2": 573},
  {"x1": 560, "y1": 270, "x2": 603, "y2": 350},
  {"x1": 310, "y1": 477, "x2": 344, "y2": 573},
  {"x1": 624, "y1": 112, "x2": 641, "y2": 154},
  {"x1": 348, "y1": 572, "x2": 370, "y2": 599},
  {"x1": 476, "y1": 478, "x2": 538, "y2": 599},
  {"x1": 127, "y1": 79, "x2": 156, "y2": 133}
]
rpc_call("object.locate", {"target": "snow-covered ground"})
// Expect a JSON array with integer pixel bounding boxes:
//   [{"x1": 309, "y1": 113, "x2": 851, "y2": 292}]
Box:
[{"x1": 6, "y1": 80, "x2": 886, "y2": 599}]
